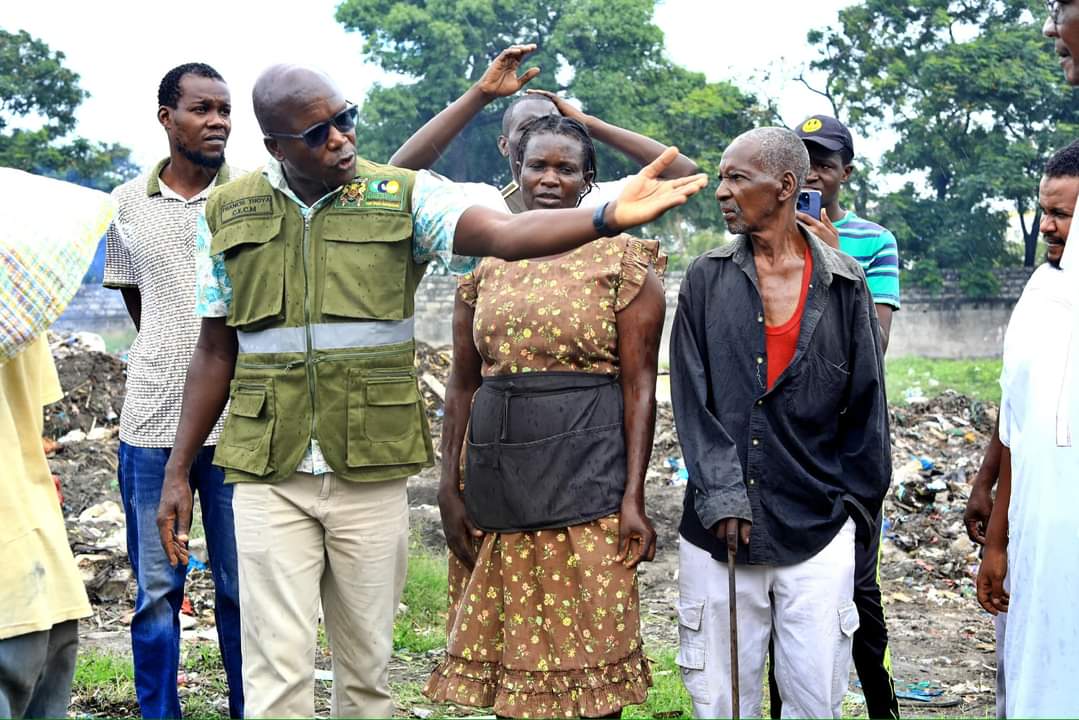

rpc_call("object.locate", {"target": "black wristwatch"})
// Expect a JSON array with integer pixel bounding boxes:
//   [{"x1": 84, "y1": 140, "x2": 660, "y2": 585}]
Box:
[{"x1": 592, "y1": 201, "x2": 620, "y2": 237}]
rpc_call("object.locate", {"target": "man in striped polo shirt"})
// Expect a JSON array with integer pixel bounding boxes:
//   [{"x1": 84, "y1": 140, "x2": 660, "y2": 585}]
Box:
[
  {"x1": 103, "y1": 63, "x2": 243, "y2": 719},
  {"x1": 766, "y1": 114, "x2": 902, "y2": 719}
]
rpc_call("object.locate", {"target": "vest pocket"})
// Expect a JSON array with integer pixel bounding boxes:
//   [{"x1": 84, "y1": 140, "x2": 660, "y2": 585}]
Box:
[
  {"x1": 321, "y1": 214, "x2": 411, "y2": 320},
  {"x1": 214, "y1": 216, "x2": 286, "y2": 329},
  {"x1": 346, "y1": 368, "x2": 428, "y2": 467},
  {"x1": 214, "y1": 380, "x2": 276, "y2": 477}
]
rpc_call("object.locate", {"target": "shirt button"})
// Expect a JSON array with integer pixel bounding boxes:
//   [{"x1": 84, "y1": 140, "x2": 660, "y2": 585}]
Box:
[
  {"x1": 757, "y1": 314, "x2": 764, "y2": 323},
  {"x1": 752, "y1": 438, "x2": 760, "y2": 446},
  {"x1": 756, "y1": 399, "x2": 764, "y2": 406},
  {"x1": 756, "y1": 356, "x2": 764, "y2": 365},
  {"x1": 749, "y1": 478, "x2": 756, "y2": 486}
]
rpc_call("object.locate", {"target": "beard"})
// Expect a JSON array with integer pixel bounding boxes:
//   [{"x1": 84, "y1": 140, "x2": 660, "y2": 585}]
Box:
[
  {"x1": 177, "y1": 141, "x2": 225, "y2": 170},
  {"x1": 1045, "y1": 235, "x2": 1065, "y2": 268}
]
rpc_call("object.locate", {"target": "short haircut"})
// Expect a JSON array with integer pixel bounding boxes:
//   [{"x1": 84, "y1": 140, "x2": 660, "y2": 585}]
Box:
[
  {"x1": 1045, "y1": 139, "x2": 1079, "y2": 178},
  {"x1": 501, "y1": 94, "x2": 556, "y2": 135},
  {"x1": 740, "y1": 127, "x2": 810, "y2": 189},
  {"x1": 514, "y1": 115, "x2": 598, "y2": 194},
  {"x1": 158, "y1": 63, "x2": 224, "y2": 109}
]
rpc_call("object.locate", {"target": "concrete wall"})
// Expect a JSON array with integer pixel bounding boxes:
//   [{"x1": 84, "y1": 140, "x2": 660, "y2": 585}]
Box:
[{"x1": 59, "y1": 267, "x2": 1034, "y2": 360}]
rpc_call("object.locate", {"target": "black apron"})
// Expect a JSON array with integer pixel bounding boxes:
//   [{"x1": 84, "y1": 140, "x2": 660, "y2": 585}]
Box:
[{"x1": 464, "y1": 371, "x2": 627, "y2": 532}]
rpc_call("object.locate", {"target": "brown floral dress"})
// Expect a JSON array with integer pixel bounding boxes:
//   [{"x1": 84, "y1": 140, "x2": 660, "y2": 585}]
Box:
[{"x1": 423, "y1": 236, "x2": 665, "y2": 718}]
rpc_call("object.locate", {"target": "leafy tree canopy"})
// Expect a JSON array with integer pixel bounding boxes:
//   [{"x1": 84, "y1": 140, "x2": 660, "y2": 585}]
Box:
[
  {"x1": 0, "y1": 29, "x2": 137, "y2": 191},
  {"x1": 809, "y1": 0, "x2": 1079, "y2": 276}
]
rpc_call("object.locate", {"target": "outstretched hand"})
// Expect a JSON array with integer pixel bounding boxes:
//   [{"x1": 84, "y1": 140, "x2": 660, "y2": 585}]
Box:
[
  {"x1": 477, "y1": 44, "x2": 541, "y2": 100},
  {"x1": 608, "y1": 147, "x2": 708, "y2": 230},
  {"x1": 525, "y1": 88, "x2": 588, "y2": 124}
]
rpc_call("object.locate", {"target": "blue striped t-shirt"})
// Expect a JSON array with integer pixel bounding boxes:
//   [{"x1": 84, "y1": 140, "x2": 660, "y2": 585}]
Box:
[{"x1": 835, "y1": 211, "x2": 900, "y2": 309}]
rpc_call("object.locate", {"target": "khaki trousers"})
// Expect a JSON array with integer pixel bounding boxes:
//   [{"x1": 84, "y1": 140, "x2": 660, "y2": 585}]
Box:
[{"x1": 233, "y1": 472, "x2": 409, "y2": 718}]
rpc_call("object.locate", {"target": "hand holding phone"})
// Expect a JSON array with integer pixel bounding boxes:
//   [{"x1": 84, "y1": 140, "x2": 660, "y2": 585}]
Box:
[{"x1": 796, "y1": 189, "x2": 822, "y2": 219}]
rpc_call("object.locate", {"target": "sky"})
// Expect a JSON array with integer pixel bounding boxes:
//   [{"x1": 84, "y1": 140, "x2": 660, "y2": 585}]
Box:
[{"x1": 2, "y1": 0, "x2": 869, "y2": 174}]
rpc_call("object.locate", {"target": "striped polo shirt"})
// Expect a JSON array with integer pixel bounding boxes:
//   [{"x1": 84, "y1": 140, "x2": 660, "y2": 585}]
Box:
[
  {"x1": 834, "y1": 210, "x2": 901, "y2": 309},
  {"x1": 104, "y1": 159, "x2": 237, "y2": 447}
]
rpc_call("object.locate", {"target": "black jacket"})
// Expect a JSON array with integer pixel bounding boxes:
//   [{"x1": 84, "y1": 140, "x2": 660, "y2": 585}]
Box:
[{"x1": 670, "y1": 225, "x2": 891, "y2": 565}]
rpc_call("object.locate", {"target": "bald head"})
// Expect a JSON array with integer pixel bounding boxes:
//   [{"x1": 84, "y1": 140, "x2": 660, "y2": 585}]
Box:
[
  {"x1": 253, "y1": 64, "x2": 341, "y2": 134},
  {"x1": 728, "y1": 127, "x2": 810, "y2": 189}
]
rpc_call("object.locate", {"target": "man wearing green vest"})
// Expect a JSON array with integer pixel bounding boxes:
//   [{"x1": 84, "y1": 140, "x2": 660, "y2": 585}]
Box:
[{"x1": 156, "y1": 64, "x2": 705, "y2": 717}]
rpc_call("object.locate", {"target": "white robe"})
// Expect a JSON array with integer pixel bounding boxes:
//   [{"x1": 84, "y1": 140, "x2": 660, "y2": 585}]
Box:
[{"x1": 999, "y1": 262, "x2": 1079, "y2": 718}]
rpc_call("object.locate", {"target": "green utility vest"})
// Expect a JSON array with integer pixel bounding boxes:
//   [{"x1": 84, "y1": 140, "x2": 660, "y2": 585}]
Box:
[{"x1": 206, "y1": 159, "x2": 433, "y2": 484}]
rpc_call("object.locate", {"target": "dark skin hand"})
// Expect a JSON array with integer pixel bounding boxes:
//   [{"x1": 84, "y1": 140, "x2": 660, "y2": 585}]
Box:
[
  {"x1": 390, "y1": 44, "x2": 541, "y2": 170},
  {"x1": 524, "y1": 89, "x2": 700, "y2": 179},
  {"x1": 977, "y1": 445, "x2": 1011, "y2": 615},
  {"x1": 120, "y1": 287, "x2": 142, "y2": 332},
  {"x1": 453, "y1": 146, "x2": 707, "y2": 258},
  {"x1": 438, "y1": 295, "x2": 485, "y2": 570},
  {"x1": 157, "y1": 317, "x2": 237, "y2": 566},
  {"x1": 389, "y1": 44, "x2": 698, "y2": 180},
  {"x1": 613, "y1": 267, "x2": 664, "y2": 567},
  {"x1": 965, "y1": 420, "x2": 1002, "y2": 545}
]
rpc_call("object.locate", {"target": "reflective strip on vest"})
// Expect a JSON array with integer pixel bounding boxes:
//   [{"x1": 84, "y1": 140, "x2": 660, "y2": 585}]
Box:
[{"x1": 236, "y1": 317, "x2": 415, "y2": 354}]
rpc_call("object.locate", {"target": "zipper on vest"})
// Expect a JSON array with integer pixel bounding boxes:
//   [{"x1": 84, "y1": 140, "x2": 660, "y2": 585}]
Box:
[
  {"x1": 312, "y1": 348, "x2": 415, "y2": 366},
  {"x1": 235, "y1": 359, "x2": 303, "y2": 370},
  {"x1": 301, "y1": 213, "x2": 318, "y2": 441}
]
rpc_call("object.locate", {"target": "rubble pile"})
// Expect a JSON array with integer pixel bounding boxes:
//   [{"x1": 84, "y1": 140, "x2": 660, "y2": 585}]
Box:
[
  {"x1": 45, "y1": 333, "x2": 125, "y2": 439},
  {"x1": 415, "y1": 343, "x2": 451, "y2": 459},
  {"x1": 882, "y1": 390, "x2": 996, "y2": 600}
]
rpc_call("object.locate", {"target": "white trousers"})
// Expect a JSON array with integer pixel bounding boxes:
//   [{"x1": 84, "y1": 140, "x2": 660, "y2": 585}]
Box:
[
  {"x1": 677, "y1": 519, "x2": 858, "y2": 719},
  {"x1": 233, "y1": 473, "x2": 409, "y2": 718}
]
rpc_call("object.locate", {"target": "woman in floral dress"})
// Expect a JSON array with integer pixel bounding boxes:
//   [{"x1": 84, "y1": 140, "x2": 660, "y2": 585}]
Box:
[{"x1": 424, "y1": 115, "x2": 667, "y2": 718}]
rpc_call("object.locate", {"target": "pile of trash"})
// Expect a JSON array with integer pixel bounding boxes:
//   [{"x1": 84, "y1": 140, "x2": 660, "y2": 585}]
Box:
[
  {"x1": 414, "y1": 343, "x2": 451, "y2": 460},
  {"x1": 882, "y1": 390, "x2": 996, "y2": 599},
  {"x1": 44, "y1": 333, "x2": 125, "y2": 518}
]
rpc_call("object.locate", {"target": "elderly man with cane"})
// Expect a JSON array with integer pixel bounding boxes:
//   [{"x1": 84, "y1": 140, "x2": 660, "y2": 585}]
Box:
[{"x1": 670, "y1": 127, "x2": 891, "y2": 718}]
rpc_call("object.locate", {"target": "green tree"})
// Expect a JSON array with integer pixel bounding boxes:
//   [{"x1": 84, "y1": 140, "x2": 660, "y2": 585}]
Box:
[
  {"x1": 807, "y1": 0, "x2": 1079, "y2": 276},
  {"x1": 0, "y1": 29, "x2": 137, "y2": 190},
  {"x1": 335, "y1": 0, "x2": 770, "y2": 258}
]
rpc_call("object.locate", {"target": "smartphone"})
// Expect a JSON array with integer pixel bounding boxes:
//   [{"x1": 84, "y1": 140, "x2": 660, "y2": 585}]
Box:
[{"x1": 796, "y1": 189, "x2": 822, "y2": 219}]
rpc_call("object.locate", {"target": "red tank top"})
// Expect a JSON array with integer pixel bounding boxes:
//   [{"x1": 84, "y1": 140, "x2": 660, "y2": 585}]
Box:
[{"x1": 765, "y1": 250, "x2": 813, "y2": 390}]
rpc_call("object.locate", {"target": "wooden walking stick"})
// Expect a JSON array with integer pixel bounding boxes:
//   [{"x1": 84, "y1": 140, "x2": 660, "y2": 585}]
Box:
[{"x1": 728, "y1": 545, "x2": 740, "y2": 720}]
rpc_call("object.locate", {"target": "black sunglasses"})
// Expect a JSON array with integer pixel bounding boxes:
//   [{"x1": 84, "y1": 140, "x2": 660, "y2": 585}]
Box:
[{"x1": 265, "y1": 104, "x2": 358, "y2": 148}]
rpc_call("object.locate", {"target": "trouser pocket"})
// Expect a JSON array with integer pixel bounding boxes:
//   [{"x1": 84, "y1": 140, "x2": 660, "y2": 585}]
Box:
[{"x1": 676, "y1": 597, "x2": 714, "y2": 705}]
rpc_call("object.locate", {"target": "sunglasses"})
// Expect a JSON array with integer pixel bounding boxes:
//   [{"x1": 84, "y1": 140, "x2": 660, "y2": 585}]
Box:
[{"x1": 265, "y1": 104, "x2": 358, "y2": 148}]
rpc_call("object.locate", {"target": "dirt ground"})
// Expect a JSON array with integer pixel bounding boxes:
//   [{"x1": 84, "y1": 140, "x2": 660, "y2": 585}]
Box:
[{"x1": 49, "y1": 338, "x2": 998, "y2": 718}]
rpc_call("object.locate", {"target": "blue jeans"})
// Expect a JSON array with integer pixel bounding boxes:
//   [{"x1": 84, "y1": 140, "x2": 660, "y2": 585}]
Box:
[{"x1": 118, "y1": 442, "x2": 243, "y2": 719}]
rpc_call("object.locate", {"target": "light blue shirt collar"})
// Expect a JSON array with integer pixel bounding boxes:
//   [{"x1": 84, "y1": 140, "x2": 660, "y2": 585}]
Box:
[{"x1": 262, "y1": 158, "x2": 341, "y2": 213}]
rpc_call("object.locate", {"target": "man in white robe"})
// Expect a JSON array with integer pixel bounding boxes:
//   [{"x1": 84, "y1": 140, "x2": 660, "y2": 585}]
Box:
[{"x1": 978, "y1": 141, "x2": 1079, "y2": 718}]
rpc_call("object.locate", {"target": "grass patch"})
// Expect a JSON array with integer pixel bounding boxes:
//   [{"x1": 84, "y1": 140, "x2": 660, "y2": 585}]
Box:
[
  {"x1": 71, "y1": 649, "x2": 138, "y2": 716},
  {"x1": 73, "y1": 648, "x2": 134, "y2": 692},
  {"x1": 394, "y1": 545, "x2": 449, "y2": 654},
  {"x1": 886, "y1": 357, "x2": 1002, "y2": 405},
  {"x1": 624, "y1": 648, "x2": 693, "y2": 719}
]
